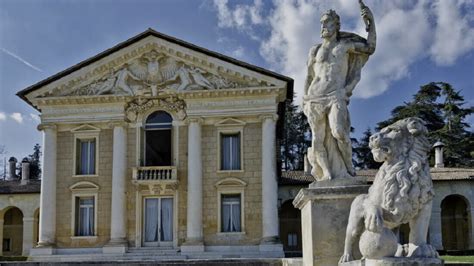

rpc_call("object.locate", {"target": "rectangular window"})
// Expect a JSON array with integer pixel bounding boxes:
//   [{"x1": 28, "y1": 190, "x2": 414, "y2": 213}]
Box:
[
  {"x1": 220, "y1": 133, "x2": 241, "y2": 170},
  {"x1": 75, "y1": 197, "x2": 95, "y2": 236},
  {"x1": 221, "y1": 194, "x2": 241, "y2": 232},
  {"x1": 288, "y1": 233, "x2": 298, "y2": 247},
  {"x1": 76, "y1": 139, "x2": 96, "y2": 175}
]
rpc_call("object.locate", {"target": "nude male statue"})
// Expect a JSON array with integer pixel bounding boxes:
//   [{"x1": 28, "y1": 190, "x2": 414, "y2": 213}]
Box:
[{"x1": 303, "y1": 3, "x2": 376, "y2": 181}]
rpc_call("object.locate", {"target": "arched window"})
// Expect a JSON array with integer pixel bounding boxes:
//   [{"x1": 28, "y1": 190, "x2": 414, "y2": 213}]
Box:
[{"x1": 144, "y1": 111, "x2": 173, "y2": 166}]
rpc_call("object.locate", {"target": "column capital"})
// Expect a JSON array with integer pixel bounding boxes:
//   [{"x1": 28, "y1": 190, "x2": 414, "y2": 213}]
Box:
[
  {"x1": 108, "y1": 121, "x2": 128, "y2": 129},
  {"x1": 259, "y1": 114, "x2": 278, "y2": 122},
  {"x1": 186, "y1": 117, "x2": 204, "y2": 125},
  {"x1": 37, "y1": 123, "x2": 57, "y2": 131}
]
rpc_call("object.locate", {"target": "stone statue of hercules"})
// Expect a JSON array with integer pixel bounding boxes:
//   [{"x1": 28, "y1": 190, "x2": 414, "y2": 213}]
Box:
[{"x1": 303, "y1": 3, "x2": 376, "y2": 181}]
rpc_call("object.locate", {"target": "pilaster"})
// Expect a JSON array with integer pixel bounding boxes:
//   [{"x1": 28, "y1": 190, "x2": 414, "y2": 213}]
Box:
[
  {"x1": 429, "y1": 205, "x2": 443, "y2": 250},
  {"x1": 22, "y1": 217, "x2": 36, "y2": 256}
]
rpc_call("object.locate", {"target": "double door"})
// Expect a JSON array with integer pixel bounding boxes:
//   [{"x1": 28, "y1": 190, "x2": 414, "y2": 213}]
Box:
[{"x1": 143, "y1": 197, "x2": 173, "y2": 246}]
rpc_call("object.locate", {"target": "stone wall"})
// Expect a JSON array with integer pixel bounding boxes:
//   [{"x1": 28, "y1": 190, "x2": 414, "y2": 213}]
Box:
[
  {"x1": 55, "y1": 129, "x2": 113, "y2": 247},
  {"x1": 201, "y1": 122, "x2": 263, "y2": 245}
]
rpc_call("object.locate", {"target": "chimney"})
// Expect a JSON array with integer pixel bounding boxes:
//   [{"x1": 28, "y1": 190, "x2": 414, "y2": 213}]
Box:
[
  {"x1": 304, "y1": 154, "x2": 312, "y2": 174},
  {"x1": 8, "y1": 157, "x2": 17, "y2": 180},
  {"x1": 21, "y1": 157, "x2": 30, "y2": 185},
  {"x1": 433, "y1": 141, "x2": 445, "y2": 168}
]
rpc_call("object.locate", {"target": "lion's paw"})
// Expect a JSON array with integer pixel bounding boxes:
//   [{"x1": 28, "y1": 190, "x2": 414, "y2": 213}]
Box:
[
  {"x1": 339, "y1": 253, "x2": 354, "y2": 263},
  {"x1": 407, "y1": 244, "x2": 439, "y2": 258}
]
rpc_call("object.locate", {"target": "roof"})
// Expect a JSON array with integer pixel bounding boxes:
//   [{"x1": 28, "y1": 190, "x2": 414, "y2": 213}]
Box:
[
  {"x1": 280, "y1": 167, "x2": 474, "y2": 185},
  {"x1": 17, "y1": 28, "x2": 294, "y2": 110},
  {"x1": 0, "y1": 179, "x2": 41, "y2": 194}
]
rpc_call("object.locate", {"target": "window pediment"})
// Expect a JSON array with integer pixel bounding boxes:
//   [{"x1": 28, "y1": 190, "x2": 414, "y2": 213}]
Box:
[
  {"x1": 215, "y1": 118, "x2": 246, "y2": 127},
  {"x1": 215, "y1": 178, "x2": 247, "y2": 188},
  {"x1": 69, "y1": 181, "x2": 100, "y2": 191},
  {"x1": 71, "y1": 124, "x2": 101, "y2": 133}
]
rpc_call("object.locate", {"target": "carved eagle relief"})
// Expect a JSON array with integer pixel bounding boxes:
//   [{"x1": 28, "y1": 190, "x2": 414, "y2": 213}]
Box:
[{"x1": 47, "y1": 50, "x2": 263, "y2": 97}]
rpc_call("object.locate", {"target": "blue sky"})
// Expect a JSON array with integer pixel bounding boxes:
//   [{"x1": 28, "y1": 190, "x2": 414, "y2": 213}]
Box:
[{"x1": 0, "y1": 0, "x2": 473, "y2": 161}]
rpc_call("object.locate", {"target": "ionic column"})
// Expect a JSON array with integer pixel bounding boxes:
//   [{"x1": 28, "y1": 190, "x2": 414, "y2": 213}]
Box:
[
  {"x1": 185, "y1": 118, "x2": 203, "y2": 245},
  {"x1": 429, "y1": 204, "x2": 443, "y2": 250},
  {"x1": 22, "y1": 216, "x2": 35, "y2": 255},
  {"x1": 261, "y1": 115, "x2": 279, "y2": 243},
  {"x1": 37, "y1": 124, "x2": 57, "y2": 247},
  {"x1": 109, "y1": 123, "x2": 128, "y2": 246}
]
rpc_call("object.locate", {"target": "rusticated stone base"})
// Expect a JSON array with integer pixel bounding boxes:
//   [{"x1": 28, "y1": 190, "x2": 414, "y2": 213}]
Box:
[{"x1": 293, "y1": 182, "x2": 370, "y2": 266}]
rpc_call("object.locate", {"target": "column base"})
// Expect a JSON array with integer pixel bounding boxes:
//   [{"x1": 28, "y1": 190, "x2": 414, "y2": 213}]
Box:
[
  {"x1": 30, "y1": 246, "x2": 55, "y2": 255},
  {"x1": 103, "y1": 239, "x2": 128, "y2": 254},
  {"x1": 181, "y1": 240, "x2": 205, "y2": 253},
  {"x1": 293, "y1": 183, "x2": 370, "y2": 266},
  {"x1": 339, "y1": 257, "x2": 444, "y2": 266}
]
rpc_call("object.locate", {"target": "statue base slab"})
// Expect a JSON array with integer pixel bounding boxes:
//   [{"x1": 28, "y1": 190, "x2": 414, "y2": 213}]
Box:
[
  {"x1": 339, "y1": 257, "x2": 444, "y2": 266},
  {"x1": 293, "y1": 182, "x2": 370, "y2": 266}
]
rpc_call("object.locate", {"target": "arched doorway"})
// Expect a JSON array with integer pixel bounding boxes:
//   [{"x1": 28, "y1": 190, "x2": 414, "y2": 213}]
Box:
[
  {"x1": 279, "y1": 200, "x2": 302, "y2": 257},
  {"x1": 441, "y1": 194, "x2": 471, "y2": 250},
  {"x1": 3, "y1": 207, "x2": 24, "y2": 256}
]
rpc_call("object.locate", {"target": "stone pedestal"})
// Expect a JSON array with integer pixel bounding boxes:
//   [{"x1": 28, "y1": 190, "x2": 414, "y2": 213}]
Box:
[
  {"x1": 340, "y1": 257, "x2": 444, "y2": 266},
  {"x1": 293, "y1": 183, "x2": 369, "y2": 266}
]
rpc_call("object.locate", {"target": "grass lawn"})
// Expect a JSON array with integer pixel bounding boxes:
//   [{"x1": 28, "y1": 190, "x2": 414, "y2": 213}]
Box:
[
  {"x1": 442, "y1": 255, "x2": 474, "y2": 263},
  {"x1": 0, "y1": 256, "x2": 28, "y2": 261}
]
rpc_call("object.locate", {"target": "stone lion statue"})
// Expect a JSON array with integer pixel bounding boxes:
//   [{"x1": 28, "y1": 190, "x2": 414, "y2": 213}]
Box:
[{"x1": 340, "y1": 117, "x2": 439, "y2": 263}]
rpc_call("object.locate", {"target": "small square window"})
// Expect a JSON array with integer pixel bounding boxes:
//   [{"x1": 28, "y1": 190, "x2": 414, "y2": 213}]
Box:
[
  {"x1": 221, "y1": 194, "x2": 241, "y2": 232},
  {"x1": 220, "y1": 133, "x2": 241, "y2": 170},
  {"x1": 76, "y1": 139, "x2": 96, "y2": 175},
  {"x1": 75, "y1": 197, "x2": 95, "y2": 236}
]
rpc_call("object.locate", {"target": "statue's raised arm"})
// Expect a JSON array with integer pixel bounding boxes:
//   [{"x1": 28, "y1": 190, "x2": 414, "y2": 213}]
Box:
[{"x1": 353, "y1": 0, "x2": 376, "y2": 55}]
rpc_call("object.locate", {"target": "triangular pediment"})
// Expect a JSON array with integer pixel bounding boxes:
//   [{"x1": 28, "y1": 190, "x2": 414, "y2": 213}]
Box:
[
  {"x1": 215, "y1": 118, "x2": 246, "y2": 127},
  {"x1": 71, "y1": 124, "x2": 101, "y2": 133},
  {"x1": 19, "y1": 29, "x2": 291, "y2": 109}
]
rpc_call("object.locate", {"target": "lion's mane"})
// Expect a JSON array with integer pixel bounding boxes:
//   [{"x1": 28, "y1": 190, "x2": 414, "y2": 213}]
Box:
[{"x1": 379, "y1": 118, "x2": 434, "y2": 224}]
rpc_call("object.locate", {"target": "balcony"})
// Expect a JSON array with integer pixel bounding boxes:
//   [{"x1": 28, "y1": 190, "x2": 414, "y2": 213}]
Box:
[{"x1": 132, "y1": 166, "x2": 178, "y2": 194}]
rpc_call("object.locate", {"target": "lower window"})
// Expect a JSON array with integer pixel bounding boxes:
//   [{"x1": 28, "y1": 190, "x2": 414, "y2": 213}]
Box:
[
  {"x1": 221, "y1": 194, "x2": 241, "y2": 232},
  {"x1": 75, "y1": 197, "x2": 95, "y2": 236}
]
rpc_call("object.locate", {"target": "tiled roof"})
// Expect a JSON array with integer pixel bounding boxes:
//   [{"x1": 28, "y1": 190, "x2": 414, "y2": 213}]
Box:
[
  {"x1": 280, "y1": 167, "x2": 474, "y2": 185},
  {"x1": 0, "y1": 179, "x2": 41, "y2": 194}
]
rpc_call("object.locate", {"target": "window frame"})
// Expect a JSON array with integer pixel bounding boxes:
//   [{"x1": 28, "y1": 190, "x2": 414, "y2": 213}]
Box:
[
  {"x1": 215, "y1": 178, "x2": 247, "y2": 235},
  {"x1": 72, "y1": 132, "x2": 100, "y2": 177},
  {"x1": 217, "y1": 127, "x2": 244, "y2": 173},
  {"x1": 141, "y1": 110, "x2": 174, "y2": 167},
  {"x1": 69, "y1": 181, "x2": 99, "y2": 239}
]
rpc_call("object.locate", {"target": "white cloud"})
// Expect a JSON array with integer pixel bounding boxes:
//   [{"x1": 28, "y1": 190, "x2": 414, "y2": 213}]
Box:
[
  {"x1": 213, "y1": 0, "x2": 264, "y2": 30},
  {"x1": 231, "y1": 46, "x2": 245, "y2": 59},
  {"x1": 29, "y1": 113, "x2": 40, "y2": 122},
  {"x1": 0, "y1": 112, "x2": 6, "y2": 121},
  {"x1": 10, "y1": 113, "x2": 23, "y2": 124},
  {"x1": 430, "y1": 0, "x2": 474, "y2": 65},
  {"x1": 211, "y1": 0, "x2": 474, "y2": 104}
]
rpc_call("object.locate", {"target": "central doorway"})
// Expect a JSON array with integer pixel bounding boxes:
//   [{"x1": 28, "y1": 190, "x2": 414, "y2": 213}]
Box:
[{"x1": 142, "y1": 197, "x2": 174, "y2": 247}]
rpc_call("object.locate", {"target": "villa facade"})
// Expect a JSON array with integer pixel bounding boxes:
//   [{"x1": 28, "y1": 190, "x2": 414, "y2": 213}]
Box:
[{"x1": 15, "y1": 29, "x2": 293, "y2": 259}]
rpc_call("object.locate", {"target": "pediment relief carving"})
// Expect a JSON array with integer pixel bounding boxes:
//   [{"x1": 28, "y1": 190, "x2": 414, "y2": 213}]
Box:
[
  {"x1": 125, "y1": 96, "x2": 186, "y2": 122},
  {"x1": 40, "y1": 49, "x2": 272, "y2": 98}
]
